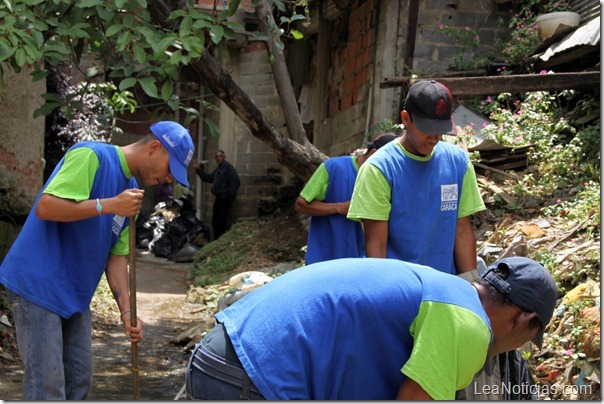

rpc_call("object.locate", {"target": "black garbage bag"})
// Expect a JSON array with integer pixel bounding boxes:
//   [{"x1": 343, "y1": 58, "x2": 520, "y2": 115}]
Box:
[
  {"x1": 499, "y1": 349, "x2": 539, "y2": 400},
  {"x1": 145, "y1": 196, "x2": 210, "y2": 260}
]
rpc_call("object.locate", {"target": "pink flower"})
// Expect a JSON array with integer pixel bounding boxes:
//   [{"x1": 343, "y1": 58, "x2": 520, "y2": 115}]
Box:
[
  {"x1": 584, "y1": 182, "x2": 588, "y2": 186},
  {"x1": 566, "y1": 349, "x2": 573, "y2": 355},
  {"x1": 540, "y1": 70, "x2": 548, "y2": 74},
  {"x1": 465, "y1": 26, "x2": 470, "y2": 31},
  {"x1": 439, "y1": 24, "x2": 444, "y2": 30},
  {"x1": 556, "y1": 199, "x2": 562, "y2": 204},
  {"x1": 486, "y1": 96, "x2": 492, "y2": 103}
]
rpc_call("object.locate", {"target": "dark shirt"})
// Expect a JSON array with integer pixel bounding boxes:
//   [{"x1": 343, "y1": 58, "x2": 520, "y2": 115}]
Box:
[{"x1": 196, "y1": 160, "x2": 240, "y2": 199}]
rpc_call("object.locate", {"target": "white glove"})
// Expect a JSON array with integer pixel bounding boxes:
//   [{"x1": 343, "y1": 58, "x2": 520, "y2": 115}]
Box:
[{"x1": 457, "y1": 269, "x2": 479, "y2": 283}]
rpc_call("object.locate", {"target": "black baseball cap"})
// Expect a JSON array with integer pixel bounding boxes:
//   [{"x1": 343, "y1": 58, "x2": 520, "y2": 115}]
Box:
[
  {"x1": 480, "y1": 257, "x2": 558, "y2": 347},
  {"x1": 363, "y1": 133, "x2": 398, "y2": 149},
  {"x1": 404, "y1": 80, "x2": 455, "y2": 135}
]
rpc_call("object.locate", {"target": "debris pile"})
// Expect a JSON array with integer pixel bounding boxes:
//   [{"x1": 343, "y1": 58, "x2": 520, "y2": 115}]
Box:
[
  {"x1": 136, "y1": 196, "x2": 210, "y2": 262},
  {"x1": 475, "y1": 216, "x2": 600, "y2": 400}
]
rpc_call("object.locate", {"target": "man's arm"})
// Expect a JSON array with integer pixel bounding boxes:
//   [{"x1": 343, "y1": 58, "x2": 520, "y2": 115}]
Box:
[
  {"x1": 453, "y1": 215, "x2": 477, "y2": 274},
  {"x1": 294, "y1": 196, "x2": 350, "y2": 217},
  {"x1": 396, "y1": 377, "x2": 432, "y2": 400},
  {"x1": 36, "y1": 189, "x2": 144, "y2": 222},
  {"x1": 363, "y1": 219, "x2": 389, "y2": 258},
  {"x1": 105, "y1": 253, "x2": 143, "y2": 344},
  {"x1": 195, "y1": 165, "x2": 214, "y2": 183}
]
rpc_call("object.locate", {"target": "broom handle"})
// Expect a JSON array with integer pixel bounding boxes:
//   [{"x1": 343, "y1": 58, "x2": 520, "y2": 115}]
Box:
[{"x1": 129, "y1": 217, "x2": 140, "y2": 400}]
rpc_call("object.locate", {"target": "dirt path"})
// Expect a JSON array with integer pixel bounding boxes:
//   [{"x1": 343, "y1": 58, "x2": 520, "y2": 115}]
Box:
[
  {"x1": 89, "y1": 250, "x2": 215, "y2": 401},
  {"x1": 0, "y1": 250, "x2": 215, "y2": 401}
]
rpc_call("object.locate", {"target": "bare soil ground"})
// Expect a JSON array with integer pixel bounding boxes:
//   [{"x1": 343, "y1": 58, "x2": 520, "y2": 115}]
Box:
[{"x1": 0, "y1": 251, "x2": 214, "y2": 401}]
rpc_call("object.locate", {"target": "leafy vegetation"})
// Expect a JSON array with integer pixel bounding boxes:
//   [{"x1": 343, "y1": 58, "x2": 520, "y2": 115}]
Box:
[
  {"x1": 0, "y1": 0, "x2": 308, "y2": 125},
  {"x1": 455, "y1": 85, "x2": 599, "y2": 230}
]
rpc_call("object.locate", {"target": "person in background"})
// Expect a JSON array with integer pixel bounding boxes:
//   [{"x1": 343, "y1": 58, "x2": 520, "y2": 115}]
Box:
[
  {"x1": 0, "y1": 121, "x2": 194, "y2": 400},
  {"x1": 294, "y1": 133, "x2": 397, "y2": 265},
  {"x1": 185, "y1": 257, "x2": 557, "y2": 400},
  {"x1": 348, "y1": 80, "x2": 485, "y2": 278},
  {"x1": 195, "y1": 150, "x2": 240, "y2": 240}
]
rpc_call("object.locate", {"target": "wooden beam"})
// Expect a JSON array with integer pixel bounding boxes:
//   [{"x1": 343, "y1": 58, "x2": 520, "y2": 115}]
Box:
[{"x1": 380, "y1": 71, "x2": 600, "y2": 95}]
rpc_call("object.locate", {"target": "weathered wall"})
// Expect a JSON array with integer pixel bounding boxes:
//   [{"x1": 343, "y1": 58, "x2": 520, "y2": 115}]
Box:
[
  {"x1": 0, "y1": 65, "x2": 46, "y2": 204},
  {"x1": 314, "y1": 0, "x2": 379, "y2": 156},
  {"x1": 402, "y1": 0, "x2": 503, "y2": 74},
  {"x1": 314, "y1": 0, "x2": 507, "y2": 159}
]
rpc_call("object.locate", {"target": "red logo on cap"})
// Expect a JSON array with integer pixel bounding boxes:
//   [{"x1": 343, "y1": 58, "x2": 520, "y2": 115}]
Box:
[{"x1": 436, "y1": 99, "x2": 447, "y2": 115}]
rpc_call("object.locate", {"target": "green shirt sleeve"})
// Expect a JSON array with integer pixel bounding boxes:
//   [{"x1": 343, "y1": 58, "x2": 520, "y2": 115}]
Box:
[
  {"x1": 299, "y1": 163, "x2": 329, "y2": 203},
  {"x1": 458, "y1": 160, "x2": 485, "y2": 218},
  {"x1": 43, "y1": 147, "x2": 100, "y2": 202},
  {"x1": 43, "y1": 146, "x2": 130, "y2": 256},
  {"x1": 402, "y1": 301, "x2": 491, "y2": 400},
  {"x1": 347, "y1": 163, "x2": 391, "y2": 222}
]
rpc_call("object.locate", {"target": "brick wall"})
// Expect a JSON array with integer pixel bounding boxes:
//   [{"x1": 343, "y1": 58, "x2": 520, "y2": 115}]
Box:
[{"x1": 328, "y1": 0, "x2": 376, "y2": 118}]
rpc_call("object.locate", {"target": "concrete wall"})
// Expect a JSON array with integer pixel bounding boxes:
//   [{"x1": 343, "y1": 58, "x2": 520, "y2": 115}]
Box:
[
  {"x1": 195, "y1": 42, "x2": 288, "y2": 231},
  {"x1": 0, "y1": 65, "x2": 46, "y2": 205}
]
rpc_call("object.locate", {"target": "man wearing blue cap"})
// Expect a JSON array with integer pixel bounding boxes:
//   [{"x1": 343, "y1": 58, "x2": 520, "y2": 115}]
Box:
[
  {"x1": 185, "y1": 256, "x2": 557, "y2": 400},
  {"x1": 0, "y1": 121, "x2": 194, "y2": 399}
]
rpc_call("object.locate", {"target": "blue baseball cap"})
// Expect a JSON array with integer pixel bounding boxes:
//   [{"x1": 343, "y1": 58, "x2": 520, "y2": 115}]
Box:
[{"x1": 150, "y1": 121, "x2": 194, "y2": 187}]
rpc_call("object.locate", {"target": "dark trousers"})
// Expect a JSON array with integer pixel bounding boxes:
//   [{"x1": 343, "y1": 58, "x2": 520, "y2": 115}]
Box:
[{"x1": 212, "y1": 197, "x2": 234, "y2": 240}]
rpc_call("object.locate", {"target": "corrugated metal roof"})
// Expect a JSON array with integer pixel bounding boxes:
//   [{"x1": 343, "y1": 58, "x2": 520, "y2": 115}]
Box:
[
  {"x1": 539, "y1": 16, "x2": 600, "y2": 61},
  {"x1": 571, "y1": 0, "x2": 600, "y2": 23}
]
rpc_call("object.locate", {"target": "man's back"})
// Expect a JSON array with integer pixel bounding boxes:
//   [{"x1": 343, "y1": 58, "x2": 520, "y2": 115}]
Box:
[{"x1": 216, "y1": 258, "x2": 490, "y2": 399}]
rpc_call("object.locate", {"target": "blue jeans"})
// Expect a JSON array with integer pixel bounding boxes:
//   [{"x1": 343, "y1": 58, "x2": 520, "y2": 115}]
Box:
[
  {"x1": 7, "y1": 289, "x2": 93, "y2": 400},
  {"x1": 186, "y1": 324, "x2": 265, "y2": 400}
]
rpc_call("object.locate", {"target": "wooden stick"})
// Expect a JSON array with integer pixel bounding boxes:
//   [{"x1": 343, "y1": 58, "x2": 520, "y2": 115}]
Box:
[{"x1": 129, "y1": 217, "x2": 140, "y2": 400}]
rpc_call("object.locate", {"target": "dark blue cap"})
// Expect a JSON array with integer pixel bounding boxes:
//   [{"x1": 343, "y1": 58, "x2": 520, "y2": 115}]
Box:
[{"x1": 480, "y1": 257, "x2": 558, "y2": 347}]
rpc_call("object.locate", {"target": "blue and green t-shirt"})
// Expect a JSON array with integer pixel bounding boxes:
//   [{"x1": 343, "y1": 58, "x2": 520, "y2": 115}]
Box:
[
  {"x1": 299, "y1": 155, "x2": 364, "y2": 264},
  {"x1": 216, "y1": 258, "x2": 491, "y2": 400},
  {"x1": 0, "y1": 143, "x2": 136, "y2": 318}
]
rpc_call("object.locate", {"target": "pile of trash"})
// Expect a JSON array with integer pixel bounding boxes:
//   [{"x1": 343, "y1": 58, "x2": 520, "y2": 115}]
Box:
[{"x1": 136, "y1": 196, "x2": 210, "y2": 262}]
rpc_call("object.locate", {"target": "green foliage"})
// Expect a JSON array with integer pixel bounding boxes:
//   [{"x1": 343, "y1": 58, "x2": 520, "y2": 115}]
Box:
[
  {"x1": 0, "y1": 0, "x2": 306, "y2": 126},
  {"x1": 494, "y1": 0, "x2": 572, "y2": 66},
  {"x1": 495, "y1": 11, "x2": 540, "y2": 66},
  {"x1": 460, "y1": 86, "x2": 600, "y2": 229}
]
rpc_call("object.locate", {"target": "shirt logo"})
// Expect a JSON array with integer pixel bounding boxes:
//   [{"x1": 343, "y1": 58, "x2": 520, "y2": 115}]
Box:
[
  {"x1": 112, "y1": 215, "x2": 125, "y2": 236},
  {"x1": 441, "y1": 184, "x2": 458, "y2": 211}
]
